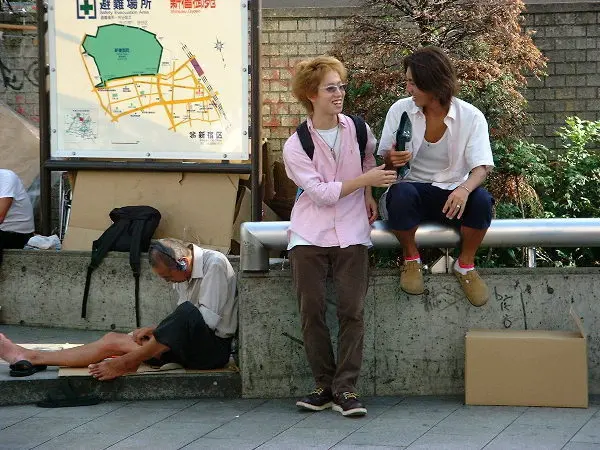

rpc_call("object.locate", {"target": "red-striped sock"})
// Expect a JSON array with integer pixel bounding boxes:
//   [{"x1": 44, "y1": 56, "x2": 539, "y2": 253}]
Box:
[
  {"x1": 405, "y1": 254, "x2": 421, "y2": 264},
  {"x1": 454, "y1": 259, "x2": 475, "y2": 275}
]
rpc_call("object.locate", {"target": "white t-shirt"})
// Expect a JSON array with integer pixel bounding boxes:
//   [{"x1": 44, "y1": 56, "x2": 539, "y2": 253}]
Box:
[
  {"x1": 405, "y1": 129, "x2": 451, "y2": 183},
  {"x1": 0, "y1": 169, "x2": 35, "y2": 234}
]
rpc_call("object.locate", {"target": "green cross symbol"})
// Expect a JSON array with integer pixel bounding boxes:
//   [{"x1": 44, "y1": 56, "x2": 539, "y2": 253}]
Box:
[{"x1": 80, "y1": 0, "x2": 94, "y2": 15}]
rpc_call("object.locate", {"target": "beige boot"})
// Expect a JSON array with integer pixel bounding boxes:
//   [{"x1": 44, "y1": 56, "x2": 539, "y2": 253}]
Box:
[
  {"x1": 453, "y1": 269, "x2": 489, "y2": 306},
  {"x1": 400, "y1": 260, "x2": 425, "y2": 295}
]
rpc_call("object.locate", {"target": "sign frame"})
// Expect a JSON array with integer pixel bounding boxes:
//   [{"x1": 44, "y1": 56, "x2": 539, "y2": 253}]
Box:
[{"x1": 47, "y1": 0, "x2": 249, "y2": 160}]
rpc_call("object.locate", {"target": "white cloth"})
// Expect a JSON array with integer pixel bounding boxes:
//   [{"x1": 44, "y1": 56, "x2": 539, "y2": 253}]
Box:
[
  {"x1": 25, "y1": 234, "x2": 61, "y2": 250},
  {"x1": 314, "y1": 125, "x2": 341, "y2": 161},
  {"x1": 0, "y1": 169, "x2": 34, "y2": 234},
  {"x1": 404, "y1": 130, "x2": 450, "y2": 183},
  {"x1": 377, "y1": 97, "x2": 495, "y2": 219},
  {"x1": 172, "y1": 244, "x2": 238, "y2": 339}
]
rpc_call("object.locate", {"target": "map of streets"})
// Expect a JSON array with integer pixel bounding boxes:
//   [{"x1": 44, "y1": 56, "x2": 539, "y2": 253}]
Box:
[{"x1": 81, "y1": 24, "x2": 228, "y2": 132}]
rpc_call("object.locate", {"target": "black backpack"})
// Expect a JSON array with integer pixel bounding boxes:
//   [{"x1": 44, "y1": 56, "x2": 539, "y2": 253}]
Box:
[
  {"x1": 296, "y1": 114, "x2": 368, "y2": 164},
  {"x1": 295, "y1": 114, "x2": 368, "y2": 200},
  {"x1": 81, "y1": 206, "x2": 161, "y2": 326}
]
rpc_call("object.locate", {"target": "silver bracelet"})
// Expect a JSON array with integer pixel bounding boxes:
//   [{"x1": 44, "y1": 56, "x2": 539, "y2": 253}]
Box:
[{"x1": 459, "y1": 185, "x2": 471, "y2": 193}]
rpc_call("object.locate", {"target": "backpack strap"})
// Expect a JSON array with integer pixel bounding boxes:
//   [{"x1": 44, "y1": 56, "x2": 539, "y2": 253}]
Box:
[
  {"x1": 128, "y1": 219, "x2": 145, "y2": 328},
  {"x1": 349, "y1": 114, "x2": 368, "y2": 167},
  {"x1": 81, "y1": 221, "x2": 129, "y2": 319},
  {"x1": 295, "y1": 120, "x2": 315, "y2": 200},
  {"x1": 294, "y1": 115, "x2": 368, "y2": 201},
  {"x1": 296, "y1": 120, "x2": 315, "y2": 160}
]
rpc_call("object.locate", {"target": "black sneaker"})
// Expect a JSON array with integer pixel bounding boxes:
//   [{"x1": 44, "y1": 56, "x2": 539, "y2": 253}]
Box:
[
  {"x1": 296, "y1": 387, "x2": 333, "y2": 411},
  {"x1": 332, "y1": 392, "x2": 367, "y2": 417}
]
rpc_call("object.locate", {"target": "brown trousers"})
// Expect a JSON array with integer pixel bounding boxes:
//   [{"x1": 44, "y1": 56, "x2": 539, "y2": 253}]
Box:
[{"x1": 289, "y1": 245, "x2": 369, "y2": 394}]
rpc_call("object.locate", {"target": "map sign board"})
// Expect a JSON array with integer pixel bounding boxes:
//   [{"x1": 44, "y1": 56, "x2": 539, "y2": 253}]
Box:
[{"x1": 48, "y1": 0, "x2": 248, "y2": 160}]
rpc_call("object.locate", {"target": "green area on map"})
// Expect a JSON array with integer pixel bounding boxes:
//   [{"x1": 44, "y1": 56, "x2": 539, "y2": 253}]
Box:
[{"x1": 82, "y1": 24, "x2": 163, "y2": 87}]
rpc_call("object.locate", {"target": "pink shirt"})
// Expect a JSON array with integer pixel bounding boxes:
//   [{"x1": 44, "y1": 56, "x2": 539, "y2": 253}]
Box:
[{"x1": 283, "y1": 114, "x2": 377, "y2": 248}]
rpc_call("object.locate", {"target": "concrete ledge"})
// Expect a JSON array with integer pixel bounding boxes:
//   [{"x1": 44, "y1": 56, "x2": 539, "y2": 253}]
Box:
[
  {"x1": 0, "y1": 325, "x2": 241, "y2": 406},
  {"x1": 0, "y1": 250, "x2": 239, "y2": 331},
  {"x1": 239, "y1": 266, "x2": 600, "y2": 398},
  {"x1": 0, "y1": 371, "x2": 241, "y2": 407}
]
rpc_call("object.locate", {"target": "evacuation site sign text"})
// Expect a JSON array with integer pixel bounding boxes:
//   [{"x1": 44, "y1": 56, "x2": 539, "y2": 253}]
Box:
[{"x1": 49, "y1": 0, "x2": 248, "y2": 160}]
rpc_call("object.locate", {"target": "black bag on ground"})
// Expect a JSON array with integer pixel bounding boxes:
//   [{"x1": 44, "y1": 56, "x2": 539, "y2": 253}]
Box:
[{"x1": 81, "y1": 206, "x2": 161, "y2": 326}]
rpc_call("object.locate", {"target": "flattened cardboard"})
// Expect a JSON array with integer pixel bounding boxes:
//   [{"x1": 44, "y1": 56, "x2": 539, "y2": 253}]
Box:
[
  {"x1": 63, "y1": 171, "x2": 239, "y2": 252},
  {"x1": 465, "y1": 309, "x2": 587, "y2": 408}
]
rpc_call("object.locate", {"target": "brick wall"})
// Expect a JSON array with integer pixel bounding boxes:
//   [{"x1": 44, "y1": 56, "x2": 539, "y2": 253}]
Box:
[
  {"x1": 261, "y1": 8, "x2": 351, "y2": 155},
  {"x1": 0, "y1": 12, "x2": 39, "y2": 124},
  {"x1": 1, "y1": 3, "x2": 599, "y2": 156},
  {"x1": 262, "y1": 3, "x2": 600, "y2": 158},
  {"x1": 522, "y1": 2, "x2": 600, "y2": 149}
]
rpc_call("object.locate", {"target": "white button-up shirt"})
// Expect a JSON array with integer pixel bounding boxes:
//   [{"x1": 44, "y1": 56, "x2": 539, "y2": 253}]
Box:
[
  {"x1": 377, "y1": 97, "x2": 495, "y2": 219},
  {"x1": 172, "y1": 245, "x2": 237, "y2": 339}
]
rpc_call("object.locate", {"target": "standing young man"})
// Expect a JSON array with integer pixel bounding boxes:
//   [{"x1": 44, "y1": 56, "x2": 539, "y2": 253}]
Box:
[
  {"x1": 378, "y1": 47, "x2": 495, "y2": 306},
  {"x1": 283, "y1": 56, "x2": 397, "y2": 417}
]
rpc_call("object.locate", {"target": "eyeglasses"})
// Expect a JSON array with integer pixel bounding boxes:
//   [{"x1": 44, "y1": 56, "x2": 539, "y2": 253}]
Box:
[{"x1": 319, "y1": 84, "x2": 347, "y2": 94}]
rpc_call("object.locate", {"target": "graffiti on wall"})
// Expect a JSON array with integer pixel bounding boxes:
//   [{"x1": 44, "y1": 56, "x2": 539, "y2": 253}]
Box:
[
  {"x1": 0, "y1": 56, "x2": 38, "y2": 90},
  {"x1": 0, "y1": 26, "x2": 40, "y2": 121}
]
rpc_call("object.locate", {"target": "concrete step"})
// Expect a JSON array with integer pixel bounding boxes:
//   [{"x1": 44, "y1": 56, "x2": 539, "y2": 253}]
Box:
[{"x1": 0, "y1": 325, "x2": 241, "y2": 406}]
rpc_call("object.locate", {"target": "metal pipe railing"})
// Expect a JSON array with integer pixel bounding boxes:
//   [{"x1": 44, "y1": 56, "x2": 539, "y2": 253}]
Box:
[{"x1": 240, "y1": 218, "x2": 600, "y2": 271}]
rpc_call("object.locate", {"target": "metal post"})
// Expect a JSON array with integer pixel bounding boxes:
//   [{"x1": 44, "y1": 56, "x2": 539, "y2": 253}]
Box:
[
  {"x1": 37, "y1": 0, "x2": 51, "y2": 235},
  {"x1": 249, "y1": 0, "x2": 262, "y2": 222},
  {"x1": 526, "y1": 247, "x2": 537, "y2": 268}
]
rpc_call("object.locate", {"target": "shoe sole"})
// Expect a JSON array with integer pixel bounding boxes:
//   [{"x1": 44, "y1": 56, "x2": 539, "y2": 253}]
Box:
[
  {"x1": 332, "y1": 404, "x2": 367, "y2": 417},
  {"x1": 296, "y1": 401, "x2": 332, "y2": 411},
  {"x1": 400, "y1": 286, "x2": 425, "y2": 295}
]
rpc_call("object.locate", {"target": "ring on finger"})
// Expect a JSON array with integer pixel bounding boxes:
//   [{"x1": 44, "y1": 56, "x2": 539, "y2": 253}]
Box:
[{"x1": 455, "y1": 204, "x2": 461, "y2": 209}]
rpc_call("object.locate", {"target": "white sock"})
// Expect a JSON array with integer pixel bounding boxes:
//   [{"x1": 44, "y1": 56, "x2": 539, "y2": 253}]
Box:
[{"x1": 454, "y1": 260, "x2": 475, "y2": 275}]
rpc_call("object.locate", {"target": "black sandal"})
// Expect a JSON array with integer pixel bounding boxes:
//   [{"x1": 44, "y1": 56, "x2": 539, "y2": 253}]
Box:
[{"x1": 9, "y1": 360, "x2": 48, "y2": 377}]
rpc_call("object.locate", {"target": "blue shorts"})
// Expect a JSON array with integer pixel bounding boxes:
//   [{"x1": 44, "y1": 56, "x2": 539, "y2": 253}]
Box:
[{"x1": 386, "y1": 182, "x2": 494, "y2": 231}]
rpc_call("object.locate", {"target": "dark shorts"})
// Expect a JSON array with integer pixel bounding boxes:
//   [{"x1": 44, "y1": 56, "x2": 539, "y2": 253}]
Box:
[
  {"x1": 0, "y1": 230, "x2": 33, "y2": 266},
  {"x1": 386, "y1": 182, "x2": 494, "y2": 231},
  {"x1": 149, "y1": 301, "x2": 232, "y2": 370}
]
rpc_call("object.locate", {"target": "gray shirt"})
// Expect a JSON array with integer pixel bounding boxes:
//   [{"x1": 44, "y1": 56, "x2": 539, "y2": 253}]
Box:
[{"x1": 172, "y1": 244, "x2": 238, "y2": 338}]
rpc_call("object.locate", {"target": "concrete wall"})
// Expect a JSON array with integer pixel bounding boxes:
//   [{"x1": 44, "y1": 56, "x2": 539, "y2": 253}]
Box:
[
  {"x1": 239, "y1": 265, "x2": 600, "y2": 398},
  {"x1": 0, "y1": 250, "x2": 237, "y2": 331},
  {"x1": 2, "y1": 250, "x2": 599, "y2": 398},
  {"x1": 0, "y1": 11, "x2": 39, "y2": 124}
]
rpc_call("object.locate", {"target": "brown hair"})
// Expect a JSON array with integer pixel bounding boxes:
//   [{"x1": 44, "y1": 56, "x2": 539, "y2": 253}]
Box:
[
  {"x1": 291, "y1": 56, "x2": 347, "y2": 114},
  {"x1": 403, "y1": 47, "x2": 457, "y2": 107}
]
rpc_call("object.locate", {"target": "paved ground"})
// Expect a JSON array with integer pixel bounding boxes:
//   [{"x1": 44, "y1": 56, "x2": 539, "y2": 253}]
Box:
[
  {"x1": 1, "y1": 395, "x2": 600, "y2": 449},
  {"x1": 2, "y1": 325, "x2": 600, "y2": 449}
]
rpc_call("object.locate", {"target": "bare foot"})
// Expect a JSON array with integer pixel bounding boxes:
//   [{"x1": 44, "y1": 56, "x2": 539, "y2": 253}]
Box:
[
  {"x1": 0, "y1": 334, "x2": 29, "y2": 365},
  {"x1": 88, "y1": 357, "x2": 140, "y2": 381}
]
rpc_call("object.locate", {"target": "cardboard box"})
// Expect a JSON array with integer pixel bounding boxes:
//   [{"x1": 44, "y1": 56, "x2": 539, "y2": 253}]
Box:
[
  {"x1": 465, "y1": 308, "x2": 587, "y2": 408},
  {"x1": 63, "y1": 171, "x2": 239, "y2": 253}
]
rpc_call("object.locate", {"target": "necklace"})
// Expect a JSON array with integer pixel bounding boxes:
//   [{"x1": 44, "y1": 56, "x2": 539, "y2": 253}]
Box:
[{"x1": 315, "y1": 125, "x2": 340, "y2": 160}]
